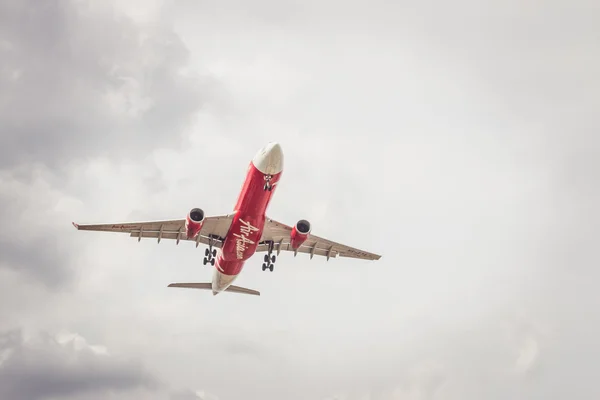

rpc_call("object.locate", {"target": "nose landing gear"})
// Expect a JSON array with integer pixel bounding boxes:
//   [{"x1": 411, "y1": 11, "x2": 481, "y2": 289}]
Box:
[{"x1": 263, "y1": 174, "x2": 274, "y2": 191}]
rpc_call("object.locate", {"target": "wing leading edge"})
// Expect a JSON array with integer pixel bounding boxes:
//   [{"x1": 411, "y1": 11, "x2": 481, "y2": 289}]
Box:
[
  {"x1": 258, "y1": 217, "x2": 381, "y2": 261},
  {"x1": 72, "y1": 214, "x2": 235, "y2": 247}
]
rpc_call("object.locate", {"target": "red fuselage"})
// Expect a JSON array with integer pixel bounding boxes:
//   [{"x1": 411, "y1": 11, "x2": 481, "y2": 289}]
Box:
[{"x1": 211, "y1": 143, "x2": 283, "y2": 293}]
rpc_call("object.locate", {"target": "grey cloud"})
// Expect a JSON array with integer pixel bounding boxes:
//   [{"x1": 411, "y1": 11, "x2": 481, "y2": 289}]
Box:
[
  {"x1": 0, "y1": 170, "x2": 72, "y2": 287},
  {"x1": 0, "y1": 0, "x2": 220, "y2": 171},
  {"x1": 170, "y1": 391, "x2": 202, "y2": 400},
  {"x1": 0, "y1": 0, "x2": 221, "y2": 286},
  {"x1": 2, "y1": 0, "x2": 600, "y2": 399},
  {"x1": 170, "y1": 389, "x2": 220, "y2": 400},
  {"x1": 0, "y1": 234, "x2": 69, "y2": 287},
  {"x1": 0, "y1": 329, "x2": 159, "y2": 400}
]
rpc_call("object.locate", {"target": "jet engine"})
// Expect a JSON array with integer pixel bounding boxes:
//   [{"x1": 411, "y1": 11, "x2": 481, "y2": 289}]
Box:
[
  {"x1": 185, "y1": 208, "x2": 205, "y2": 239},
  {"x1": 290, "y1": 219, "x2": 311, "y2": 249}
]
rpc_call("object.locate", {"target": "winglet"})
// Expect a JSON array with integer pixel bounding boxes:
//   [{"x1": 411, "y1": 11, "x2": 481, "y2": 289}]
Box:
[{"x1": 72, "y1": 222, "x2": 79, "y2": 230}]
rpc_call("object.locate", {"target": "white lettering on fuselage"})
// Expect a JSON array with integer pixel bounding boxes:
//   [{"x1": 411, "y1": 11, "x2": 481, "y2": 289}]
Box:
[{"x1": 232, "y1": 219, "x2": 259, "y2": 259}]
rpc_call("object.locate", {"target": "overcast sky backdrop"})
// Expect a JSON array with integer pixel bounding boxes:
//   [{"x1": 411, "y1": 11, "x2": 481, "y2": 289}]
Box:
[{"x1": 1, "y1": 0, "x2": 599, "y2": 399}]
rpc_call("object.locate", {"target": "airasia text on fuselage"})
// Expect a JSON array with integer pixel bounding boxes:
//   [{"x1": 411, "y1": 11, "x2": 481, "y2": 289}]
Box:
[{"x1": 232, "y1": 218, "x2": 259, "y2": 259}]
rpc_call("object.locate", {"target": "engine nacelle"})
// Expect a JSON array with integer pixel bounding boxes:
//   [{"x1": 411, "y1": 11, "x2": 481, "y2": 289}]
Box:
[
  {"x1": 185, "y1": 208, "x2": 205, "y2": 239},
  {"x1": 290, "y1": 219, "x2": 311, "y2": 249}
]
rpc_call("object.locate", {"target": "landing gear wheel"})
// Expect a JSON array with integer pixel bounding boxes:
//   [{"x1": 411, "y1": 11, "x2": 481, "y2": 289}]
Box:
[
  {"x1": 203, "y1": 235, "x2": 218, "y2": 267},
  {"x1": 262, "y1": 240, "x2": 277, "y2": 271}
]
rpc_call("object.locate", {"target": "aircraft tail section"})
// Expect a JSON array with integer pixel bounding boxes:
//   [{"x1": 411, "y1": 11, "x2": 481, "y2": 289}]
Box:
[{"x1": 168, "y1": 282, "x2": 260, "y2": 296}]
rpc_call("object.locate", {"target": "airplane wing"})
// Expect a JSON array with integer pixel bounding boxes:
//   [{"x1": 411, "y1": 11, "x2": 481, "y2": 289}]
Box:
[
  {"x1": 72, "y1": 214, "x2": 235, "y2": 247},
  {"x1": 257, "y1": 217, "x2": 381, "y2": 261}
]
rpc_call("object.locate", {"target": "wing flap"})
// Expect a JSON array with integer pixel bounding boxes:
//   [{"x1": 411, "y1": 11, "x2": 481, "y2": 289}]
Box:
[
  {"x1": 256, "y1": 241, "x2": 339, "y2": 259},
  {"x1": 128, "y1": 230, "x2": 224, "y2": 247},
  {"x1": 73, "y1": 219, "x2": 184, "y2": 233},
  {"x1": 259, "y1": 217, "x2": 381, "y2": 261},
  {"x1": 72, "y1": 214, "x2": 234, "y2": 246}
]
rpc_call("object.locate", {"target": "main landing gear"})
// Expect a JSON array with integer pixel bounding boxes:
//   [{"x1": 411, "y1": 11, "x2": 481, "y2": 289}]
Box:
[
  {"x1": 263, "y1": 174, "x2": 273, "y2": 191},
  {"x1": 262, "y1": 241, "x2": 276, "y2": 272},
  {"x1": 203, "y1": 236, "x2": 217, "y2": 266}
]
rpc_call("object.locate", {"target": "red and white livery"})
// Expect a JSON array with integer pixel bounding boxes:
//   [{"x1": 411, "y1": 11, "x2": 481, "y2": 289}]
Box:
[{"x1": 72, "y1": 142, "x2": 381, "y2": 296}]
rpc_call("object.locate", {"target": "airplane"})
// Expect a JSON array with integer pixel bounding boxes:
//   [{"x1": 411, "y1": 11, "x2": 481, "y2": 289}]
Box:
[{"x1": 72, "y1": 142, "x2": 381, "y2": 296}]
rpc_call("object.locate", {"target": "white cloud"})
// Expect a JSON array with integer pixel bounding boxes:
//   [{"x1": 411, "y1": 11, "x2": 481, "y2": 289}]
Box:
[
  {"x1": 515, "y1": 336, "x2": 539, "y2": 374},
  {"x1": 55, "y1": 331, "x2": 109, "y2": 356}
]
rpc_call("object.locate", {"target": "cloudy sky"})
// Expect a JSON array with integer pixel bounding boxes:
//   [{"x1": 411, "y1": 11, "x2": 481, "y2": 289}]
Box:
[{"x1": 1, "y1": 0, "x2": 599, "y2": 399}]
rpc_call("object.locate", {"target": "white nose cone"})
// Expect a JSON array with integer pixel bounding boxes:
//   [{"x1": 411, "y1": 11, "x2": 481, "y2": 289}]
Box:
[{"x1": 252, "y1": 142, "x2": 284, "y2": 175}]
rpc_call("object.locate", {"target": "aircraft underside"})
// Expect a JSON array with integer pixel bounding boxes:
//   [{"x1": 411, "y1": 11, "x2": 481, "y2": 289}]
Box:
[{"x1": 72, "y1": 142, "x2": 381, "y2": 297}]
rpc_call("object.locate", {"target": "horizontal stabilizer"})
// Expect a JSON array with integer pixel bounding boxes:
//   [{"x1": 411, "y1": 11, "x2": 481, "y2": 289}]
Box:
[{"x1": 168, "y1": 283, "x2": 260, "y2": 296}]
